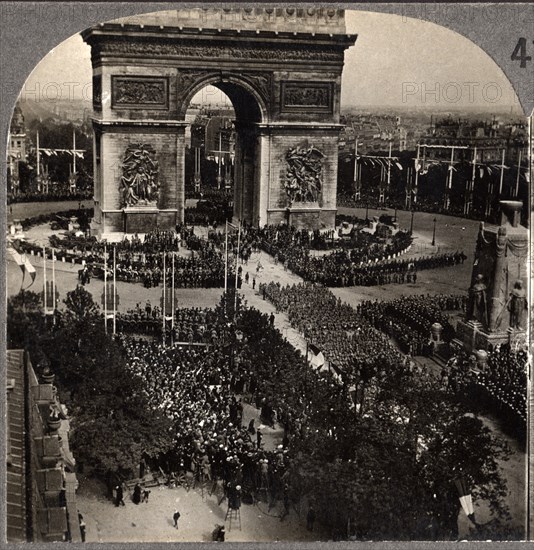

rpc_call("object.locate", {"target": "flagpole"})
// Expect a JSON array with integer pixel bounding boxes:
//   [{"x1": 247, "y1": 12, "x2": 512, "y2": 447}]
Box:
[
  {"x1": 43, "y1": 246, "x2": 47, "y2": 314},
  {"x1": 498, "y1": 148, "x2": 505, "y2": 195},
  {"x1": 73, "y1": 129, "x2": 77, "y2": 175},
  {"x1": 444, "y1": 146, "x2": 454, "y2": 210},
  {"x1": 104, "y1": 244, "x2": 107, "y2": 334},
  {"x1": 387, "y1": 141, "x2": 392, "y2": 190},
  {"x1": 515, "y1": 149, "x2": 522, "y2": 197},
  {"x1": 18, "y1": 249, "x2": 25, "y2": 293},
  {"x1": 234, "y1": 222, "x2": 241, "y2": 318},
  {"x1": 414, "y1": 144, "x2": 420, "y2": 204},
  {"x1": 162, "y1": 251, "x2": 166, "y2": 346},
  {"x1": 113, "y1": 245, "x2": 116, "y2": 336},
  {"x1": 52, "y1": 248, "x2": 56, "y2": 314},
  {"x1": 171, "y1": 251, "x2": 175, "y2": 345},
  {"x1": 353, "y1": 137, "x2": 358, "y2": 199},
  {"x1": 224, "y1": 221, "x2": 228, "y2": 296},
  {"x1": 36, "y1": 131, "x2": 40, "y2": 178},
  {"x1": 218, "y1": 131, "x2": 222, "y2": 188}
]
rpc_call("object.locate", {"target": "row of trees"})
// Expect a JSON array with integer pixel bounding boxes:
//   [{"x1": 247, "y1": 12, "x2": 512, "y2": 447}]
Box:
[
  {"x1": 7, "y1": 288, "x2": 174, "y2": 481},
  {"x1": 235, "y1": 304, "x2": 515, "y2": 540},
  {"x1": 7, "y1": 289, "x2": 517, "y2": 539}
]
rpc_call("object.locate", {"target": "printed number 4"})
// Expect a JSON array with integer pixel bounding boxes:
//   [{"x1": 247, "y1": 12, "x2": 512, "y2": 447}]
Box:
[{"x1": 511, "y1": 38, "x2": 532, "y2": 68}]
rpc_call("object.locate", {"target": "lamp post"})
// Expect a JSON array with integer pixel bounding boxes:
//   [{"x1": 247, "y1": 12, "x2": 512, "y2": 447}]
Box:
[
  {"x1": 410, "y1": 209, "x2": 415, "y2": 235},
  {"x1": 365, "y1": 201, "x2": 369, "y2": 222},
  {"x1": 431, "y1": 217, "x2": 437, "y2": 246}
]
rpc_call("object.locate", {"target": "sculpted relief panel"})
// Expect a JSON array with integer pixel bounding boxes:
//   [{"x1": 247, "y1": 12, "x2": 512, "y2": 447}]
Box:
[
  {"x1": 99, "y1": 39, "x2": 344, "y2": 64},
  {"x1": 281, "y1": 81, "x2": 333, "y2": 112},
  {"x1": 111, "y1": 76, "x2": 169, "y2": 109},
  {"x1": 284, "y1": 145, "x2": 325, "y2": 205},
  {"x1": 92, "y1": 75, "x2": 102, "y2": 110},
  {"x1": 119, "y1": 144, "x2": 160, "y2": 208}
]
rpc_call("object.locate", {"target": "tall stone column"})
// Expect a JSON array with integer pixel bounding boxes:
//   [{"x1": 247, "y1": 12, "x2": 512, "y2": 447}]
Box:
[{"x1": 488, "y1": 226, "x2": 507, "y2": 331}]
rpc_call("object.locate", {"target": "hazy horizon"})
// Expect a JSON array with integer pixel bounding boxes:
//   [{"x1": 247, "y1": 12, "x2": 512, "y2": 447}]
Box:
[{"x1": 17, "y1": 9, "x2": 523, "y2": 116}]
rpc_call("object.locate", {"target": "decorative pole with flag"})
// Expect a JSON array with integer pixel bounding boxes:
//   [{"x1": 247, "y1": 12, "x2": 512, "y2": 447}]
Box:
[
  {"x1": 162, "y1": 251, "x2": 166, "y2": 345},
  {"x1": 466, "y1": 147, "x2": 477, "y2": 215},
  {"x1": 414, "y1": 144, "x2": 421, "y2": 205},
  {"x1": 514, "y1": 149, "x2": 522, "y2": 197},
  {"x1": 104, "y1": 244, "x2": 107, "y2": 334},
  {"x1": 9, "y1": 246, "x2": 36, "y2": 291},
  {"x1": 23, "y1": 253, "x2": 36, "y2": 290},
  {"x1": 113, "y1": 246, "x2": 117, "y2": 335},
  {"x1": 35, "y1": 130, "x2": 41, "y2": 180},
  {"x1": 224, "y1": 221, "x2": 228, "y2": 297},
  {"x1": 387, "y1": 140, "x2": 392, "y2": 191},
  {"x1": 52, "y1": 248, "x2": 56, "y2": 314},
  {"x1": 73, "y1": 129, "x2": 77, "y2": 176},
  {"x1": 43, "y1": 246, "x2": 47, "y2": 313},
  {"x1": 498, "y1": 148, "x2": 506, "y2": 195},
  {"x1": 454, "y1": 477, "x2": 477, "y2": 527},
  {"x1": 444, "y1": 146, "x2": 455, "y2": 210},
  {"x1": 353, "y1": 132, "x2": 360, "y2": 201},
  {"x1": 234, "y1": 222, "x2": 241, "y2": 318},
  {"x1": 171, "y1": 251, "x2": 175, "y2": 342}
]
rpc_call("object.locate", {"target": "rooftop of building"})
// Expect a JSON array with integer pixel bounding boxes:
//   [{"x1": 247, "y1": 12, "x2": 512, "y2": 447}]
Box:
[{"x1": 110, "y1": 7, "x2": 347, "y2": 34}]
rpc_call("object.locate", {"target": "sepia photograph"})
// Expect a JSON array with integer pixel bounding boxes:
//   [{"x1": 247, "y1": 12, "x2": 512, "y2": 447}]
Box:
[{"x1": 4, "y1": 5, "x2": 531, "y2": 544}]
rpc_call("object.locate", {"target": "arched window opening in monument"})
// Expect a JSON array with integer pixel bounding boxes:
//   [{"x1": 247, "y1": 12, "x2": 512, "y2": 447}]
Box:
[
  {"x1": 184, "y1": 81, "x2": 264, "y2": 227},
  {"x1": 185, "y1": 86, "x2": 235, "y2": 216}
]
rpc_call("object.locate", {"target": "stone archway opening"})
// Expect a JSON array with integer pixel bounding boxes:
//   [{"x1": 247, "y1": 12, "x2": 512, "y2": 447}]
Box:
[{"x1": 184, "y1": 81, "x2": 265, "y2": 226}]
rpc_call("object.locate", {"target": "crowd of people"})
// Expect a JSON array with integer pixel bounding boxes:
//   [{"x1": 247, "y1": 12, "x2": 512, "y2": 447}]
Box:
[
  {"x1": 356, "y1": 294, "x2": 466, "y2": 356},
  {"x1": 118, "y1": 308, "x2": 306, "y2": 507},
  {"x1": 260, "y1": 281, "x2": 403, "y2": 373},
  {"x1": 114, "y1": 306, "x2": 219, "y2": 343},
  {"x1": 449, "y1": 345, "x2": 528, "y2": 431},
  {"x1": 212, "y1": 222, "x2": 464, "y2": 288},
  {"x1": 68, "y1": 228, "x2": 230, "y2": 288},
  {"x1": 286, "y1": 250, "x2": 466, "y2": 287}
]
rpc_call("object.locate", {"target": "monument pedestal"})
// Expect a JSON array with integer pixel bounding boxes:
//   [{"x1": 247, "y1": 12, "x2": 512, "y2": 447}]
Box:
[
  {"x1": 454, "y1": 319, "x2": 513, "y2": 353},
  {"x1": 285, "y1": 202, "x2": 326, "y2": 230},
  {"x1": 93, "y1": 207, "x2": 179, "y2": 238}
]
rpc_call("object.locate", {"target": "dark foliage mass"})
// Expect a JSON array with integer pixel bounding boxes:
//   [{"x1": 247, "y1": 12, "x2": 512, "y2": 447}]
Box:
[{"x1": 7, "y1": 288, "x2": 516, "y2": 540}]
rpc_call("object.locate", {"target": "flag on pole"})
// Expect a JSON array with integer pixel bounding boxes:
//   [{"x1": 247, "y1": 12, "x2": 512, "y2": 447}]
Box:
[
  {"x1": 22, "y1": 253, "x2": 36, "y2": 287},
  {"x1": 8, "y1": 247, "x2": 36, "y2": 287},
  {"x1": 101, "y1": 281, "x2": 119, "y2": 310},
  {"x1": 454, "y1": 477, "x2": 476, "y2": 524},
  {"x1": 307, "y1": 344, "x2": 325, "y2": 368},
  {"x1": 44, "y1": 281, "x2": 55, "y2": 306}
]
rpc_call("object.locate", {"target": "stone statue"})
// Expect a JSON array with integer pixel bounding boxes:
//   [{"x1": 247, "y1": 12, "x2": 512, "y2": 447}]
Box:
[
  {"x1": 508, "y1": 280, "x2": 527, "y2": 330},
  {"x1": 284, "y1": 145, "x2": 324, "y2": 205},
  {"x1": 120, "y1": 144, "x2": 159, "y2": 208},
  {"x1": 467, "y1": 274, "x2": 488, "y2": 326}
]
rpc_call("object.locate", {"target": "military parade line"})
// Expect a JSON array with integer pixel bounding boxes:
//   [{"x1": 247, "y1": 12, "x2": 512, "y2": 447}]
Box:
[{"x1": 13, "y1": 216, "x2": 467, "y2": 292}]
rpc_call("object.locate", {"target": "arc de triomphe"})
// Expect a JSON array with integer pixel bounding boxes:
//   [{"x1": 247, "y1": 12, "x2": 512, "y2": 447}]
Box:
[{"x1": 82, "y1": 8, "x2": 356, "y2": 237}]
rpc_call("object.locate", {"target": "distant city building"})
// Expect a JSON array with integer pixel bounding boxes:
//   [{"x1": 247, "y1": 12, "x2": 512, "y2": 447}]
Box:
[
  {"x1": 421, "y1": 115, "x2": 528, "y2": 163},
  {"x1": 339, "y1": 113, "x2": 413, "y2": 154},
  {"x1": 8, "y1": 103, "x2": 27, "y2": 193}
]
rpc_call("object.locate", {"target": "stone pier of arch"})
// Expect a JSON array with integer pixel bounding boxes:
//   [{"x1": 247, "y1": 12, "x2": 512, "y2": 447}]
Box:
[{"x1": 82, "y1": 8, "x2": 356, "y2": 238}]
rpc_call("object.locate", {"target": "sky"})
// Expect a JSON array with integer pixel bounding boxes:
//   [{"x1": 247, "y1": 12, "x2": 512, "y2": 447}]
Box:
[{"x1": 19, "y1": 9, "x2": 522, "y2": 113}]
